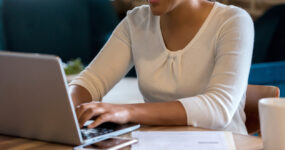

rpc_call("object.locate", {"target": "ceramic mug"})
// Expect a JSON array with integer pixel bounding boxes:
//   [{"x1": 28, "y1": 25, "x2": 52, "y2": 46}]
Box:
[{"x1": 259, "y1": 98, "x2": 285, "y2": 150}]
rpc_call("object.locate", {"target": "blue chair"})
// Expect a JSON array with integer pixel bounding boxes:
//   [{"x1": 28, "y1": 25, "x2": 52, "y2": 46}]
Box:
[{"x1": 249, "y1": 61, "x2": 285, "y2": 97}]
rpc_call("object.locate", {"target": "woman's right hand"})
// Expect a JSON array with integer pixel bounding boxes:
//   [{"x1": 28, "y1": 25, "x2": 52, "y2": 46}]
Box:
[{"x1": 75, "y1": 102, "x2": 132, "y2": 128}]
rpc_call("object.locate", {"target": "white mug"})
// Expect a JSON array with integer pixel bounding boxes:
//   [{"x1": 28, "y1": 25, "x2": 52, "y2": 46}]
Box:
[{"x1": 259, "y1": 98, "x2": 285, "y2": 150}]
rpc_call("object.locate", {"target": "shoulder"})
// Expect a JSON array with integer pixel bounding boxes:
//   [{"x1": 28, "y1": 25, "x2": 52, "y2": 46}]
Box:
[
  {"x1": 124, "y1": 5, "x2": 155, "y2": 27},
  {"x1": 112, "y1": 5, "x2": 155, "y2": 44},
  {"x1": 214, "y1": 2, "x2": 253, "y2": 24},
  {"x1": 212, "y1": 2, "x2": 254, "y2": 36},
  {"x1": 126, "y1": 5, "x2": 151, "y2": 19}
]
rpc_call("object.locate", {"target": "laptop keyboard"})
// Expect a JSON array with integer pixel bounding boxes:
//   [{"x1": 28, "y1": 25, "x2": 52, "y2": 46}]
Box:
[
  {"x1": 80, "y1": 122, "x2": 121, "y2": 140},
  {"x1": 79, "y1": 122, "x2": 139, "y2": 140},
  {"x1": 81, "y1": 127, "x2": 115, "y2": 140}
]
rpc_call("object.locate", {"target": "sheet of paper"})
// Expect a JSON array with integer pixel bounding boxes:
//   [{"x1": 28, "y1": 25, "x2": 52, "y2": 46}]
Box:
[{"x1": 131, "y1": 131, "x2": 236, "y2": 150}]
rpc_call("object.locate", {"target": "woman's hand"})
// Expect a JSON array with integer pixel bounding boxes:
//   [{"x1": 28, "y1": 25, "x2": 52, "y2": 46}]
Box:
[
  {"x1": 76, "y1": 102, "x2": 131, "y2": 128},
  {"x1": 76, "y1": 101, "x2": 187, "y2": 129}
]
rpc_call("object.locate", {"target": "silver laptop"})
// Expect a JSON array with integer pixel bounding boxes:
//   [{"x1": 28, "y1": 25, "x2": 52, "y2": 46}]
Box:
[{"x1": 0, "y1": 51, "x2": 140, "y2": 146}]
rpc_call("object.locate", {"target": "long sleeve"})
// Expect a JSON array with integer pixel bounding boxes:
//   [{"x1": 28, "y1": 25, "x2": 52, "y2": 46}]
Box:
[
  {"x1": 178, "y1": 12, "x2": 254, "y2": 129},
  {"x1": 70, "y1": 18, "x2": 133, "y2": 101}
]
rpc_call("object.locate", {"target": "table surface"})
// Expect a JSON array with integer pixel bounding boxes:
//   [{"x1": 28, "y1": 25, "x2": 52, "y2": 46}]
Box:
[{"x1": 0, "y1": 126, "x2": 263, "y2": 150}]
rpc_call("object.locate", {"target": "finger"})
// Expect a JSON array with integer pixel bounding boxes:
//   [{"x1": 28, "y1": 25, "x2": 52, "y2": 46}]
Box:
[
  {"x1": 75, "y1": 105, "x2": 81, "y2": 117},
  {"x1": 88, "y1": 114, "x2": 112, "y2": 129},
  {"x1": 76, "y1": 103, "x2": 94, "y2": 120},
  {"x1": 78, "y1": 107, "x2": 105, "y2": 128}
]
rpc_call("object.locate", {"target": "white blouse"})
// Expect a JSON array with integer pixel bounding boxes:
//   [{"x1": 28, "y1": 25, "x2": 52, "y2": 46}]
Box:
[{"x1": 70, "y1": 2, "x2": 254, "y2": 135}]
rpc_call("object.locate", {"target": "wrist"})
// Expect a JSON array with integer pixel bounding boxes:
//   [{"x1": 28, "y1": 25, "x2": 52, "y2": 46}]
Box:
[{"x1": 126, "y1": 104, "x2": 136, "y2": 123}]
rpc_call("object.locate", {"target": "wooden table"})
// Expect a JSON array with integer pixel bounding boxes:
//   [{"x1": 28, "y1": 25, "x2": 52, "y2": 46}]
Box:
[{"x1": 0, "y1": 126, "x2": 263, "y2": 150}]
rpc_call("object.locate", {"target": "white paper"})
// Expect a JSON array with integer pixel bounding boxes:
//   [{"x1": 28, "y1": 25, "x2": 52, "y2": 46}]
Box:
[{"x1": 131, "y1": 131, "x2": 236, "y2": 150}]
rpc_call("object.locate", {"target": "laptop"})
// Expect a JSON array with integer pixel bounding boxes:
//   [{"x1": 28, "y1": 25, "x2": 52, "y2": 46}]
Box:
[{"x1": 0, "y1": 51, "x2": 140, "y2": 146}]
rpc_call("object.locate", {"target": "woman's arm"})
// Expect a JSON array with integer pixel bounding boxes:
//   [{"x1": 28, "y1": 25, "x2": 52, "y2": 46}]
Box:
[
  {"x1": 76, "y1": 101, "x2": 187, "y2": 128},
  {"x1": 128, "y1": 101, "x2": 187, "y2": 125},
  {"x1": 179, "y1": 11, "x2": 254, "y2": 129},
  {"x1": 69, "y1": 85, "x2": 92, "y2": 107},
  {"x1": 69, "y1": 18, "x2": 133, "y2": 107}
]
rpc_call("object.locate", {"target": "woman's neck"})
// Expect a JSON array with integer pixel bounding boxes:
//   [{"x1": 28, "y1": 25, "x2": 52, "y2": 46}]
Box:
[{"x1": 161, "y1": 0, "x2": 214, "y2": 28}]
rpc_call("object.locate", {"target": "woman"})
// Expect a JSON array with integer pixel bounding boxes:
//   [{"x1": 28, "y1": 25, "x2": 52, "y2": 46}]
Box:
[{"x1": 70, "y1": 0, "x2": 254, "y2": 135}]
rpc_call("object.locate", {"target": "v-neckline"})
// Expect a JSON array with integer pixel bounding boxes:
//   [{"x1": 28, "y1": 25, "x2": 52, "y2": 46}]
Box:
[{"x1": 157, "y1": 2, "x2": 217, "y2": 54}]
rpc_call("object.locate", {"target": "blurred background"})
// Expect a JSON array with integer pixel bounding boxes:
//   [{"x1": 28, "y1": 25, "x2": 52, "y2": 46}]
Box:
[{"x1": 0, "y1": 0, "x2": 284, "y2": 96}]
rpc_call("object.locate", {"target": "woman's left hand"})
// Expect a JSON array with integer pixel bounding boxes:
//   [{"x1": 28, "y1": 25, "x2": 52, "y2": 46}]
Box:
[{"x1": 76, "y1": 102, "x2": 131, "y2": 128}]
